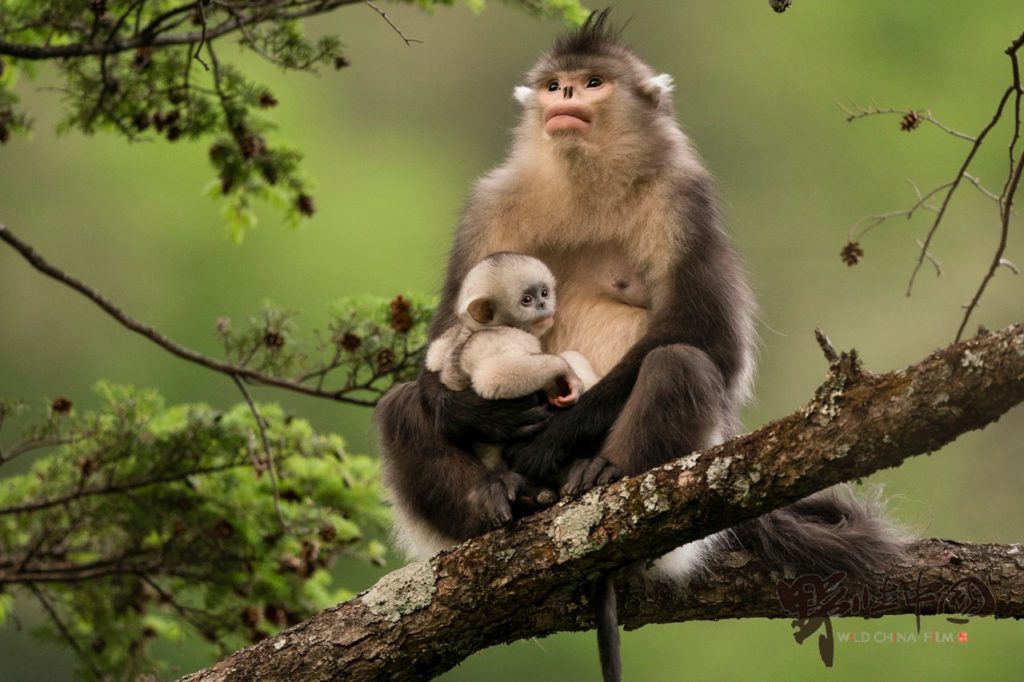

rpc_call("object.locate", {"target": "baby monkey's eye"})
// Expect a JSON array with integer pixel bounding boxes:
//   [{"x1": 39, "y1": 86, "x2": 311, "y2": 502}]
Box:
[
  {"x1": 521, "y1": 294, "x2": 534, "y2": 306},
  {"x1": 540, "y1": 287, "x2": 549, "y2": 298},
  {"x1": 586, "y1": 76, "x2": 604, "y2": 88},
  {"x1": 546, "y1": 80, "x2": 560, "y2": 92}
]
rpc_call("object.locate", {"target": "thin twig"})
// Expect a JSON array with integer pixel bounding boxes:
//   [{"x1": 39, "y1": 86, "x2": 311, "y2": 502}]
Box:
[
  {"x1": 962, "y1": 172, "x2": 1004, "y2": 204},
  {"x1": 956, "y1": 126, "x2": 1024, "y2": 338},
  {"x1": 0, "y1": 437, "x2": 70, "y2": 465},
  {"x1": 0, "y1": 225, "x2": 377, "y2": 407},
  {"x1": 28, "y1": 584, "x2": 102, "y2": 678},
  {"x1": 813, "y1": 328, "x2": 839, "y2": 364},
  {"x1": 0, "y1": 462, "x2": 243, "y2": 515},
  {"x1": 363, "y1": 0, "x2": 423, "y2": 46},
  {"x1": 998, "y1": 258, "x2": 1021, "y2": 274},
  {"x1": 837, "y1": 102, "x2": 977, "y2": 142},
  {"x1": 915, "y1": 239, "x2": 944, "y2": 277},
  {"x1": 193, "y1": 0, "x2": 211, "y2": 70},
  {"x1": 1006, "y1": 33, "x2": 1024, "y2": 188},
  {"x1": 955, "y1": 34, "x2": 1024, "y2": 341},
  {"x1": 907, "y1": 85, "x2": 1015, "y2": 297},
  {"x1": 847, "y1": 180, "x2": 949, "y2": 242},
  {"x1": 231, "y1": 374, "x2": 287, "y2": 529}
]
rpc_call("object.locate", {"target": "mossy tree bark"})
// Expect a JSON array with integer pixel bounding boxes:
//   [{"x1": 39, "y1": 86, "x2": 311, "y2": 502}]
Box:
[{"x1": 182, "y1": 323, "x2": 1024, "y2": 681}]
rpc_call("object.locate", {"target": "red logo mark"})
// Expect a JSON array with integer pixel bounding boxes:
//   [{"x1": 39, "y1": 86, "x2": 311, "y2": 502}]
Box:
[{"x1": 958, "y1": 632, "x2": 969, "y2": 643}]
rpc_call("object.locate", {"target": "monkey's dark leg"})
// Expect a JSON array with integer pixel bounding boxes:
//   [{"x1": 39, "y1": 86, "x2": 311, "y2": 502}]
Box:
[
  {"x1": 599, "y1": 344, "x2": 729, "y2": 476},
  {"x1": 376, "y1": 381, "x2": 531, "y2": 543}
]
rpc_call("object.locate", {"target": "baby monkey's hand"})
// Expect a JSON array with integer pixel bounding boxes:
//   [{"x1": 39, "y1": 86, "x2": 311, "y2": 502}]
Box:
[{"x1": 547, "y1": 371, "x2": 584, "y2": 408}]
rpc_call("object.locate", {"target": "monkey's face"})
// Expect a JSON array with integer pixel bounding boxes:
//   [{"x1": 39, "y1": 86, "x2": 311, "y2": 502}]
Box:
[
  {"x1": 513, "y1": 280, "x2": 556, "y2": 337},
  {"x1": 516, "y1": 52, "x2": 676, "y2": 155},
  {"x1": 536, "y1": 72, "x2": 616, "y2": 136}
]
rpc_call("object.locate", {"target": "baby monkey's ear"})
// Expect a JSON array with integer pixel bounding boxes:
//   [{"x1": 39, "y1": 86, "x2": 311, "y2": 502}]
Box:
[{"x1": 466, "y1": 298, "x2": 496, "y2": 324}]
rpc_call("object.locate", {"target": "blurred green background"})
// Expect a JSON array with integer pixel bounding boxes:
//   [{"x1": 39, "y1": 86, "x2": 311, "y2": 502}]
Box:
[{"x1": 1, "y1": 0, "x2": 1022, "y2": 679}]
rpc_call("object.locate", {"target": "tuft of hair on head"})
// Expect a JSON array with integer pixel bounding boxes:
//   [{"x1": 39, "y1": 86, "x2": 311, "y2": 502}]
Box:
[{"x1": 551, "y1": 8, "x2": 623, "y2": 59}]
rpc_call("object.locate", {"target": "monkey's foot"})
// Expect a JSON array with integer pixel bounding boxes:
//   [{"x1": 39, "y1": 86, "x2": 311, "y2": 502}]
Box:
[
  {"x1": 470, "y1": 470, "x2": 530, "y2": 529},
  {"x1": 561, "y1": 456, "x2": 621, "y2": 497}
]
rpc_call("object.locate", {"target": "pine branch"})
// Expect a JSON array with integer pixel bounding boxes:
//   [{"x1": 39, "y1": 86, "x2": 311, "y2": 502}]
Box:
[{"x1": 181, "y1": 323, "x2": 1024, "y2": 681}]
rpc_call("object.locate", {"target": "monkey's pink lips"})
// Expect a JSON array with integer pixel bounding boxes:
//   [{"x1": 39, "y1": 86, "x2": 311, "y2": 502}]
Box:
[
  {"x1": 532, "y1": 315, "x2": 555, "y2": 332},
  {"x1": 544, "y1": 104, "x2": 592, "y2": 133}
]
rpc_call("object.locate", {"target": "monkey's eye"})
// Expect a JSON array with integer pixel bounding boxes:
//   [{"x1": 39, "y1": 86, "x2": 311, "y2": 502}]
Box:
[
  {"x1": 521, "y1": 294, "x2": 534, "y2": 306},
  {"x1": 546, "y1": 80, "x2": 560, "y2": 92},
  {"x1": 540, "y1": 287, "x2": 549, "y2": 298},
  {"x1": 586, "y1": 76, "x2": 604, "y2": 88}
]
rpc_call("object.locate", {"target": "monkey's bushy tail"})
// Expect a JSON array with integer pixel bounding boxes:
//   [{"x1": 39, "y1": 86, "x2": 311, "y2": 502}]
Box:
[
  {"x1": 728, "y1": 483, "x2": 911, "y2": 575},
  {"x1": 647, "y1": 484, "x2": 910, "y2": 586}
]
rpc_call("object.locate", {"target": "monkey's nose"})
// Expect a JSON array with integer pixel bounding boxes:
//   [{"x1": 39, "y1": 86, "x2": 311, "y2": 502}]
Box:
[{"x1": 563, "y1": 86, "x2": 574, "y2": 100}]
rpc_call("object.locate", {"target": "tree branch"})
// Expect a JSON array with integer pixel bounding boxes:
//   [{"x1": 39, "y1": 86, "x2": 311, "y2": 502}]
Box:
[
  {"x1": 0, "y1": 224, "x2": 378, "y2": 406},
  {"x1": 180, "y1": 322, "x2": 1024, "y2": 681},
  {"x1": 0, "y1": 1, "x2": 365, "y2": 60}
]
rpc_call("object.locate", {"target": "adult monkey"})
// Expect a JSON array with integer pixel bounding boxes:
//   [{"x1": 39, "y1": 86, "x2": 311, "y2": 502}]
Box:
[{"x1": 376, "y1": 9, "x2": 905, "y2": 678}]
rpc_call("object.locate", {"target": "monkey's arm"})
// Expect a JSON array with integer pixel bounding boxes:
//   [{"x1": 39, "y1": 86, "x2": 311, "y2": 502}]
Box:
[
  {"x1": 423, "y1": 370, "x2": 551, "y2": 448},
  {"x1": 505, "y1": 334, "x2": 672, "y2": 478},
  {"x1": 461, "y1": 329, "x2": 573, "y2": 400},
  {"x1": 471, "y1": 352, "x2": 575, "y2": 400},
  {"x1": 559, "y1": 350, "x2": 600, "y2": 390},
  {"x1": 424, "y1": 327, "x2": 458, "y2": 374}
]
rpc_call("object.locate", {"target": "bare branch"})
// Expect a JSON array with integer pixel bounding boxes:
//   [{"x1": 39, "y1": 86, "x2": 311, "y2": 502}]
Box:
[
  {"x1": 907, "y1": 86, "x2": 1015, "y2": 297},
  {"x1": 956, "y1": 34, "x2": 1024, "y2": 341},
  {"x1": 363, "y1": 1, "x2": 423, "y2": 47},
  {"x1": 847, "y1": 180, "x2": 949, "y2": 243},
  {"x1": 838, "y1": 102, "x2": 977, "y2": 142},
  {"x1": 956, "y1": 140, "x2": 1024, "y2": 340},
  {"x1": 231, "y1": 373, "x2": 287, "y2": 529}
]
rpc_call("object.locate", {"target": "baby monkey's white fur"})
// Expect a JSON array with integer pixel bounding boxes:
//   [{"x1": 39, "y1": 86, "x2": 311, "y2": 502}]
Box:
[{"x1": 427, "y1": 253, "x2": 599, "y2": 416}]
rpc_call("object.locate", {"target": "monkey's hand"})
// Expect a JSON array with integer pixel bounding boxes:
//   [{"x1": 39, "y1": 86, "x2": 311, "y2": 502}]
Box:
[
  {"x1": 423, "y1": 371, "x2": 551, "y2": 447},
  {"x1": 503, "y1": 411, "x2": 577, "y2": 479},
  {"x1": 547, "y1": 372, "x2": 583, "y2": 408}
]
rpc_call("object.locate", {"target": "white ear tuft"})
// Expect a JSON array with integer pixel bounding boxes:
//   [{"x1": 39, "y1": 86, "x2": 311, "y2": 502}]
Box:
[
  {"x1": 641, "y1": 73, "x2": 675, "y2": 105},
  {"x1": 513, "y1": 86, "x2": 534, "y2": 106}
]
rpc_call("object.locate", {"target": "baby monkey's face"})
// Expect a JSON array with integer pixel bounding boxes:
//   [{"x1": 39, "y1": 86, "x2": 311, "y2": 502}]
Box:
[{"x1": 512, "y1": 280, "x2": 555, "y2": 337}]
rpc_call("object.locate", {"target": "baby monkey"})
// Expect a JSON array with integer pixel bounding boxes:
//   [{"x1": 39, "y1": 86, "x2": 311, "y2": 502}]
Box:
[
  {"x1": 427, "y1": 252, "x2": 599, "y2": 413},
  {"x1": 427, "y1": 253, "x2": 599, "y2": 484}
]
